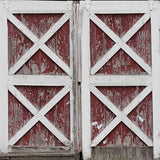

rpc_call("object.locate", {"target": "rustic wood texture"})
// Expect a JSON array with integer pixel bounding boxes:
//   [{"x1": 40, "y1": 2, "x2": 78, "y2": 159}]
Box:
[
  {"x1": 90, "y1": 14, "x2": 151, "y2": 75},
  {"x1": 0, "y1": 151, "x2": 80, "y2": 160},
  {"x1": 92, "y1": 147, "x2": 153, "y2": 160},
  {"x1": 8, "y1": 14, "x2": 71, "y2": 147},
  {"x1": 0, "y1": 153, "x2": 80, "y2": 160},
  {"x1": 8, "y1": 14, "x2": 70, "y2": 75},
  {"x1": 90, "y1": 13, "x2": 152, "y2": 147}
]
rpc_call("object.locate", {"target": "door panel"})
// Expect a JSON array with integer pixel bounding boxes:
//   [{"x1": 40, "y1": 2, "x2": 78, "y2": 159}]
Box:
[
  {"x1": 90, "y1": 12, "x2": 152, "y2": 146},
  {"x1": 0, "y1": 1, "x2": 75, "y2": 154},
  {"x1": 81, "y1": 1, "x2": 160, "y2": 159}
]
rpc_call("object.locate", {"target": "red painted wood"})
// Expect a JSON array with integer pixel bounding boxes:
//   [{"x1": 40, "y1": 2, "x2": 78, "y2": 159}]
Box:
[
  {"x1": 8, "y1": 12, "x2": 152, "y2": 149},
  {"x1": 128, "y1": 93, "x2": 152, "y2": 140},
  {"x1": 91, "y1": 93, "x2": 115, "y2": 141},
  {"x1": 8, "y1": 21, "x2": 33, "y2": 69},
  {"x1": 46, "y1": 21, "x2": 70, "y2": 67},
  {"x1": 90, "y1": 14, "x2": 152, "y2": 146},
  {"x1": 90, "y1": 20, "x2": 115, "y2": 68},
  {"x1": 17, "y1": 50, "x2": 66, "y2": 75},
  {"x1": 8, "y1": 91, "x2": 33, "y2": 140},
  {"x1": 8, "y1": 14, "x2": 70, "y2": 147},
  {"x1": 15, "y1": 14, "x2": 63, "y2": 39}
]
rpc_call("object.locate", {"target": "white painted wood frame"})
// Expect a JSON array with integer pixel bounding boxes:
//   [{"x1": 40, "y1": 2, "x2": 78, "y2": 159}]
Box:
[
  {"x1": 8, "y1": 75, "x2": 72, "y2": 86},
  {"x1": 69, "y1": 10, "x2": 74, "y2": 146},
  {"x1": 0, "y1": 1, "x2": 8, "y2": 153},
  {"x1": 0, "y1": 1, "x2": 160, "y2": 159},
  {"x1": 81, "y1": 1, "x2": 160, "y2": 159},
  {"x1": 81, "y1": 6, "x2": 91, "y2": 160},
  {"x1": 90, "y1": 75, "x2": 151, "y2": 86},
  {"x1": 0, "y1": 0, "x2": 74, "y2": 153},
  {"x1": 151, "y1": 1, "x2": 160, "y2": 159},
  {"x1": 8, "y1": 1, "x2": 72, "y2": 14}
]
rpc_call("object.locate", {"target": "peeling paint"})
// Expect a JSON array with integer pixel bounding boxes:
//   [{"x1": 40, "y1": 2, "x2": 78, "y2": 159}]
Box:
[
  {"x1": 90, "y1": 14, "x2": 152, "y2": 147},
  {"x1": 138, "y1": 116, "x2": 144, "y2": 123},
  {"x1": 8, "y1": 14, "x2": 71, "y2": 147},
  {"x1": 92, "y1": 122, "x2": 98, "y2": 126},
  {"x1": 97, "y1": 124, "x2": 103, "y2": 130}
]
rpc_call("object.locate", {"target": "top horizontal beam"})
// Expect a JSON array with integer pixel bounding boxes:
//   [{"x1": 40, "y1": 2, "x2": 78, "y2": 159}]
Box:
[
  {"x1": 81, "y1": 1, "x2": 150, "y2": 13},
  {"x1": 3, "y1": 1, "x2": 72, "y2": 13}
]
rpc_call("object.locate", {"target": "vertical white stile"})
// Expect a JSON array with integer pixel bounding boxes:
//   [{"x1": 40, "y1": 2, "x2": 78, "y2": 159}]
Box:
[
  {"x1": 151, "y1": 2, "x2": 160, "y2": 159},
  {"x1": 69, "y1": 9, "x2": 74, "y2": 145},
  {"x1": 0, "y1": 2, "x2": 8, "y2": 153},
  {"x1": 81, "y1": 6, "x2": 91, "y2": 160}
]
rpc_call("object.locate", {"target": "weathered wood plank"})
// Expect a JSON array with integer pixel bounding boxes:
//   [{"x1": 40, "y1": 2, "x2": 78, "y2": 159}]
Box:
[
  {"x1": 8, "y1": 14, "x2": 38, "y2": 42},
  {"x1": 123, "y1": 85, "x2": 152, "y2": 115},
  {"x1": 40, "y1": 117, "x2": 71, "y2": 146},
  {"x1": 89, "y1": 0, "x2": 152, "y2": 151},
  {"x1": 8, "y1": 85, "x2": 38, "y2": 115},
  {"x1": 122, "y1": 116, "x2": 153, "y2": 147},
  {"x1": 8, "y1": 7, "x2": 72, "y2": 149},
  {"x1": 69, "y1": 10, "x2": 74, "y2": 147},
  {"x1": 92, "y1": 147, "x2": 153, "y2": 160},
  {"x1": 89, "y1": 1, "x2": 149, "y2": 14}
]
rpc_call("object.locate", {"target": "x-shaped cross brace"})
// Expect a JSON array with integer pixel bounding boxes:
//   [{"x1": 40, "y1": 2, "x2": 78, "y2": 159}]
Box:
[
  {"x1": 8, "y1": 13, "x2": 71, "y2": 76},
  {"x1": 90, "y1": 12, "x2": 151, "y2": 75},
  {"x1": 89, "y1": 10, "x2": 152, "y2": 147},
  {"x1": 90, "y1": 85, "x2": 153, "y2": 147},
  {"x1": 8, "y1": 85, "x2": 71, "y2": 146},
  {"x1": 7, "y1": 13, "x2": 72, "y2": 146}
]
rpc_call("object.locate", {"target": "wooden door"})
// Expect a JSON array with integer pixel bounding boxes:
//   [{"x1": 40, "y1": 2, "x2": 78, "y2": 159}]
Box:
[
  {"x1": 0, "y1": 1, "x2": 160, "y2": 160},
  {"x1": 81, "y1": 1, "x2": 160, "y2": 160},
  {"x1": 0, "y1": 1, "x2": 78, "y2": 156}
]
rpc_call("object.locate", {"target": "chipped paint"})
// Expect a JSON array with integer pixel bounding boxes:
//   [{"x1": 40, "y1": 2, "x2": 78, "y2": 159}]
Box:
[
  {"x1": 90, "y1": 14, "x2": 152, "y2": 147},
  {"x1": 97, "y1": 124, "x2": 103, "y2": 130},
  {"x1": 138, "y1": 116, "x2": 144, "y2": 123},
  {"x1": 92, "y1": 121, "x2": 98, "y2": 126},
  {"x1": 8, "y1": 14, "x2": 71, "y2": 147}
]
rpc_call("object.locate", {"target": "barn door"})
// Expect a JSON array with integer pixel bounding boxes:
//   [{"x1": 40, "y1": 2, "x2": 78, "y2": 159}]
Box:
[
  {"x1": 81, "y1": 1, "x2": 160, "y2": 160},
  {"x1": 0, "y1": 1, "x2": 160, "y2": 160},
  {"x1": 0, "y1": 1, "x2": 78, "y2": 155}
]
